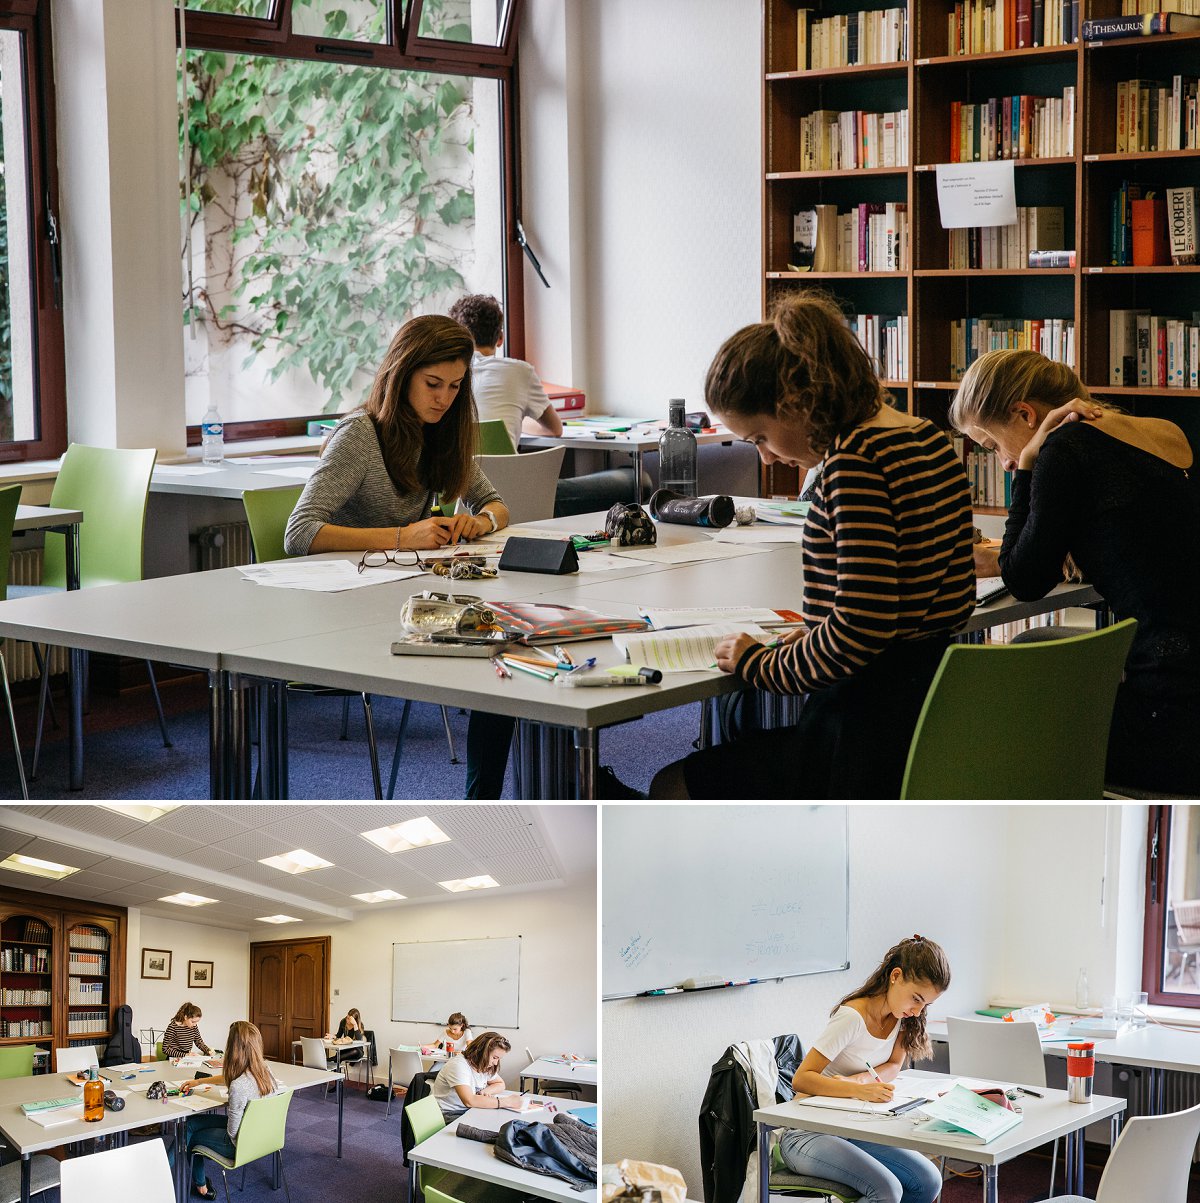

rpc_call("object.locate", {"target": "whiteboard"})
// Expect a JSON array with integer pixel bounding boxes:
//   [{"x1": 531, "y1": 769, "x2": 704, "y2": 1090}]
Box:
[
  {"x1": 392, "y1": 937, "x2": 521, "y2": 1028},
  {"x1": 603, "y1": 806, "x2": 848, "y2": 999}
]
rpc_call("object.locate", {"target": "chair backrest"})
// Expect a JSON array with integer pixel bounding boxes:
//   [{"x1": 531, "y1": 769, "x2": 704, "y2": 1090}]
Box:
[
  {"x1": 43, "y1": 444, "x2": 158, "y2": 589},
  {"x1": 475, "y1": 447, "x2": 566, "y2": 525},
  {"x1": 390, "y1": 1047, "x2": 423, "y2": 1085},
  {"x1": 1173, "y1": 899, "x2": 1200, "y2": 943},
  {"x1": 231, "y1": 1089, "x2": 293, "y2": 1169},
  {"x1": 55, "y1": 1045, "x2": 99, "y2": 1073},
  {"x1": 300, "y1": 1036, "x2": 329, "y2": 1072},
  {"x1": 478, "y1": 419, "x2": 517, "y2": 456},
  {"x1": 1096, "y1": 1099, "x2": 1200, "y2": 1203},
  {"x1": 155, "y1": 1041, "x2": 164, "y2": 1061},
  {"x1": 0, "y1": 1044, "x2": 34, "y2": 1079},
  {"x1": 243, "y1": 486, "x2": 305, "y2": 564},
  {"x1": 525, "y1": 1046, "x2": 535, "y2": 1064},
  {"x1": 0, "y1": 485, "x2": 23, "y2": 604},
  {"x1": 946, "y1": 1017, "x2": 1047, "y2": 1088},
  {"x1": 405, "y1": 1093, "x2": 446, "y2": 1145},
  {"x1": 901, "y1": 619, "x2": 1137, "y2": 799},
  {"x1": 60, "y1": 1135, "x2": 175, "y2": 1203}
]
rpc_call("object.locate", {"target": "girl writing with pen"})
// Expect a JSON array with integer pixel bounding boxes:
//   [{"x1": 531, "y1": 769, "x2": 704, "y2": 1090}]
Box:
[{"x1": 779, "y1": 935, "x2": 950, "y2": 1203}]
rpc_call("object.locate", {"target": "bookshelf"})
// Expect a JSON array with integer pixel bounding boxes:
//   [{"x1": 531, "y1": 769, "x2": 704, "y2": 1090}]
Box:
[{"x1": 762, "y1": 0, "x2": 1200, "y2": 498}]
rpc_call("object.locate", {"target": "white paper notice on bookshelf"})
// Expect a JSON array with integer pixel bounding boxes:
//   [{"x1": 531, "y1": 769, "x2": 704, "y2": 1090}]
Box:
[{"x1": 935, "y1": 161, "x2": 1017, "y2": 229}]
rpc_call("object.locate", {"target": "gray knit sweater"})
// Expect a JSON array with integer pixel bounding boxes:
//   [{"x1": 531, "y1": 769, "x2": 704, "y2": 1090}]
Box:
[
  {"x1": 284, "y1": 412, "x2": 502, "y2": 556},
  {"x1": 226, "y1": 1069, "x2": 282, "y2": 1140}
]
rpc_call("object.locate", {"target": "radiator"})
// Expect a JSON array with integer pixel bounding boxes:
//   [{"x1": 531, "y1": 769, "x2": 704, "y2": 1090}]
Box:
[
  {"x1": 194, "y1": 521, "x2": 254, "y2": 572},
  {"x1": 4, "y1": 550, "x2": 68, "y2": 684},
  {"x1": 1117, "y1": 1066, "x2": 1200, "y2": 1160}
]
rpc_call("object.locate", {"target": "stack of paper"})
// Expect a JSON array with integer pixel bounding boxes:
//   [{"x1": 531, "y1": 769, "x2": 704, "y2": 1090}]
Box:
[{"x1": 915, "y1": 1085, "x2": 1023, "y2": 1144}]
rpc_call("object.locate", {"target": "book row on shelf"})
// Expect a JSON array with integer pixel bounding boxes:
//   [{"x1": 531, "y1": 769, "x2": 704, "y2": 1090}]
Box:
[
  {"x1": 17, "y1": 921, "x2": 50, "y2": 943},
  {"x1": 1, "y1": 948, "x2": 50, "y2": 973},
  {"x1": 953, "y1": 438, "x2": 1013, "y2": 507},
  {"x1": 68, "y1": 979, "x2": 105, "y2": 1005},
  {"x1": 949, "y1": 206, "x2": 1064, "y2": 269},
  {"x1": 67, "y1": 1011, "x2": 107, "y2": 1035},
  {"x1": 67, "y1": 951, "x2": 107, "y2": 974},
  {"x1": 1110, "y1": 309, "x2": 1200, "y2": 387},
  {"x1": 948, "y1": 0, "x2": 1080, "y2": 55},
  {"x1": 1, "y1": 989, "x2": 51, "y2": 1005},
  {"x1": 796, "y1": 7, "x2": 908, "y2": 69},
  {"x1": 851, "y1": 312, "x2": 909, "y2": 382},
  {"x1": 791, "y1": 202, "x2": 909, "y2": 272},
  {"x1": 950, "y1": 317, "x2": 1075, "y2": 379},
  {"x1": 1116, "y1": 76, "x2": 1199, "y2": 154},
  {"x1": 949, "y1": 89, "x2": 1075, "y2": 163},
  {"x1": 68, "y1": 932, "x2": 108, "y2": 952},
  {"x1": 4, "y1": 1019, "x2": 51, "y2": 1037},
  {"x1": 1085, "y1": 10, "x2": 1200, "y2": 38},
  {"x1": 795, "y1": 108, "x2": 908, "y2": 172},
  {"x1": 1123, "y1": 0, "x2": 1200, "y2": 12},
  {"x1": 1112, "y1": 183, "x2": 1197, "y2": 266}
]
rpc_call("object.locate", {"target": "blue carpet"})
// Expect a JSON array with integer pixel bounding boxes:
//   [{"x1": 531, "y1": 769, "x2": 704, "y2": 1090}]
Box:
[{"x1": 0, "y1": 674, "x2": 703, "y2": 799}]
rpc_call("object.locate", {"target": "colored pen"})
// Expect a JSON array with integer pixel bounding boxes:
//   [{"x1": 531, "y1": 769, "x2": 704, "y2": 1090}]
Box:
[
  {"x1": 864, "y1": 1061, "x2": 883, "y2": 1082},
  {"x1": 558, "y1": 669, "x2": 663, "y2": 687},
  {"x1": 554, "y1": 645, "x2": 574, "y2": 666},
  {"x1": 490, "y1": 656, "x2": 511, "y2": 680},
  {"x1": 504, "y1": 652, "x2": 562, "y2": 669},
  {"x1": 529, "y1": 646, "x2": 561, "y2": 666},
  {"x1": 501, "y1": 657, "x2": 556, "y2": 682}
]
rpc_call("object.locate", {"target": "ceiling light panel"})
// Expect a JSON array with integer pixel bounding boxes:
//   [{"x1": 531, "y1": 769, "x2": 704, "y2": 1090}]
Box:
[
  {"x1": 16, "y1": 838, "x2": 103, "y2": 872},
  {"x1": 0, "y1": 853, "x2": 79, "y2": 879},
  {"x1": 259, "y1": 849, "x2": 334, "y2": 875},
  {"x1": 351, "y1": 889, "x2": 406, "y2": 903},
  {"x1": 158, "y1": 892, "x2": 218, "y2": 906},
  {"x1": 96, "y1": 803, "x2": 184, "y2": 823},
  {"x1": 438, "y1": 875, "x2": 500, "y2": 893},
  {"x1": 256, "y1": 914, "x2": 301, "y2": 924},
  {"x1": 361, "y1": 817, "x2": 452, "y2": 854}
]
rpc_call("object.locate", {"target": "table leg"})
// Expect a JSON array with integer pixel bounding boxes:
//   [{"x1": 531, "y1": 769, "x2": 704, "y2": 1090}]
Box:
[
  {"x1": 20, "y1": 1153, "x2": 29, "y2": 1203},
  {"x1": 516, "y1": 719, "x2": 540, "y2": 798},
  {"x1": 337, "y1": 1074, "x2": 344, "y2": 1158},
  {"x1": 756, "y1": 1123, "x2": 769, "y2": 1203},
  {"x1": 633, "y1": 449, "x2": 644, "y2": 502},
  {"x1": 274, "y1": 1147, "x2": 281, "y2": 1190},
  {"x1": 574, "y1": 728, "x2": 597, "y2": 799},
  {"x1": 981, "y1": 1166, "x2": 998, "y2": 1203},
  {"x1": 175, "y1": 1116, "x2": 187, "y2": 1202},
  {"x1": 63, "y1": 523, "x2": 83, "y2": 790},
  {"x1": 257, "y1": 680, "x2": 289, "y2": 800}
]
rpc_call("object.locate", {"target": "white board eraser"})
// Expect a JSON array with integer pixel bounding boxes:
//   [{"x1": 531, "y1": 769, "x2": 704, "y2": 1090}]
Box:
[{"x1": 680, "y1": 976, "x2": 727, "y2": 990}]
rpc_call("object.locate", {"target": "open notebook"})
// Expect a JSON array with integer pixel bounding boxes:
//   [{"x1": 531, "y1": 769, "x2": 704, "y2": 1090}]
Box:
[{"x1": 793, "y1": 1075, "x2": 960, "y2": 1115}]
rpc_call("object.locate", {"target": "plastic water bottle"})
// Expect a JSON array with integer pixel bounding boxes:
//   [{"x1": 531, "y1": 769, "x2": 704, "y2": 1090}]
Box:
[
  {"x1": 659, "y1": 398, "x2": 697, "y2": 497},
  {"x1": 1075, "y1": 967, "x2": 1089, "y2": 1009},
  {"x1": 201, "y1": 403, "x2": 224, "y2": 465}
]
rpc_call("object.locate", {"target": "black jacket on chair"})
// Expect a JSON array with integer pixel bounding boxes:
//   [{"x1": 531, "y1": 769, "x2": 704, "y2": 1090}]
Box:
[
  {"x1": 400, "y1": 1070, "x2": 440, "y2": 1166},
  {"x1": 698, "y1": 1034, "x2": 803, "y2": 1203}
]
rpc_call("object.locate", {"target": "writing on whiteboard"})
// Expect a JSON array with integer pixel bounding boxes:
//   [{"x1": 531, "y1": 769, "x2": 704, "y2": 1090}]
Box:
[{"x1": 620, "y1": 932, "x2": 653, "y2": 970}]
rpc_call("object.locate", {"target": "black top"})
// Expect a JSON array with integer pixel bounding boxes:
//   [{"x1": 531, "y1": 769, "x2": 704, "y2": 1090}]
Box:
[{"x1": 1001, "y1": 421, "x2": 1200, "y2": 698}]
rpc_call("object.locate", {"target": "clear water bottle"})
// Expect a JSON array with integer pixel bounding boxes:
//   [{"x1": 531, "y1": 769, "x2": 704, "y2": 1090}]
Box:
[
  {"x1": 1075, "y1": 967, "x2": 1089, "y2": 1010},
  {"x1": 659, "y1": 398, "x2": 697, "y2": 497},
  {"x1": 201, "y1": 403, "x2": 224, "y2": 465}
]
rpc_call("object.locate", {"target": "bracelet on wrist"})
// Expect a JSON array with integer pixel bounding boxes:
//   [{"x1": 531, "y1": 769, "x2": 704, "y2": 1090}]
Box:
[
  {"x1": 483, "y1": 508, "x2": 499, "y2": 533},
  {"x1": 395, "y1": 525, "x2": 404, "y2": 552}
]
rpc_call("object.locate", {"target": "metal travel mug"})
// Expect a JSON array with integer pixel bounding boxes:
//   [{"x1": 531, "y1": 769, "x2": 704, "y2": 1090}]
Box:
[{"x1": 1066, "y1": 1041, "x2": 1095, "y2": 1102}]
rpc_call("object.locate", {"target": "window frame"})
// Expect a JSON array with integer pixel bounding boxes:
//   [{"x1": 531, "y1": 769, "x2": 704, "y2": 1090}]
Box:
[
  {"x1": 0, "y1": 0, "x2": 67, "y2": 463},
  {"x1": 1141, "y1": 805, "x2": 1200, "y2": 1009},
  {"x1": 178, "y1": 0, "x2": 526, "y2": 444}
]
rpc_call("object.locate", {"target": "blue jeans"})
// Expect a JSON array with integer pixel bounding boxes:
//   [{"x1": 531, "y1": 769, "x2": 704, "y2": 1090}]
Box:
[
  {"x1": 186, "y1": 1113, "x2": 235, "y2": 1187},
  {"x1": 779, "y1": 1130, "x2": 942, "y2": 1203}
]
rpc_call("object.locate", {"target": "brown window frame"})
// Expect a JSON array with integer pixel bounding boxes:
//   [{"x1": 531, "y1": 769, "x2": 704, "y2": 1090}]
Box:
[
  {"x1": 1141, "y1": 805, "x2": 1200, "y2": 1009},
  {"x1": 0, "y1": 0, "x2": 67, "y2": 463},
  {"x1": 179, "y1": 0, "x2": 526, "y2": 445}
]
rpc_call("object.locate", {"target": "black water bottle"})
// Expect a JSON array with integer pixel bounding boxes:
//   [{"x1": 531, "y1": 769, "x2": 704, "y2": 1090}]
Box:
[{"x1": 659, "y1": 399, "x2": 697, "y2": 497}]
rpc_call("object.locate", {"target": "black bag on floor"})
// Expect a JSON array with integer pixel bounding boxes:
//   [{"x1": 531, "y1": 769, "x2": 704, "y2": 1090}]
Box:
[{"x1": 366, "y1": 1083, "x2": 390, "y2": 1102}]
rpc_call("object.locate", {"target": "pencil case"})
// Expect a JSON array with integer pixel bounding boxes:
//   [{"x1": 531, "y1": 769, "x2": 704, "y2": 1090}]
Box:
[{"x1": 649, "y1": 490, "x2": 736, "y2": 528}]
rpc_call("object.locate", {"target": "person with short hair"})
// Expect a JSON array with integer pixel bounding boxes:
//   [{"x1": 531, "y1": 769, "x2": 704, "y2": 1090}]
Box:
[
  {"x1": 163, "y1": 1002, "x2": 212, "y2": 1058},
  {"x1": 431, "y1": 1031, "x2": 528, "y2": 1119}
]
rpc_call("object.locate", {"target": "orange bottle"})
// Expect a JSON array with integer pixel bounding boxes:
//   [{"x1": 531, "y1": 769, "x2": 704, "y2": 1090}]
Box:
[{"x1": 83, "y1": 1066, "x2": 104, "y2": 1122}]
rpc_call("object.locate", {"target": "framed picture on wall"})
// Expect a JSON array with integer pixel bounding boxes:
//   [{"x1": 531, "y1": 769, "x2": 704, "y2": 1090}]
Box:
[
  {"x1": 188, "y1": 960, "x2": 214, "y2": 989},
  {"x1": 141, "y1": 948, "x2": 172, "y2": 980}
]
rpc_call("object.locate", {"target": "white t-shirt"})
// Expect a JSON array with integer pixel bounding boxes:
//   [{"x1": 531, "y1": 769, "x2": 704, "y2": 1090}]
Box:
[
  {"x1": 432, "y1": 1053, "x2": 492, "y2": 1119},
  {"x1": 434, "y1": 1027, "x2": 474, "y2": 1055},
  {"x1": 812, "y1": 1005, "x2": 902, "y2": 1078},
  {"x1": 471, "y1": 352, "x2": 552, "y2": 453}
]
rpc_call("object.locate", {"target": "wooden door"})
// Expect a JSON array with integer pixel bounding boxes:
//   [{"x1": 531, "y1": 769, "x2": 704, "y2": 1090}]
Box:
[{"x1": 250, "y1": 937, "x2": 329, "y2": 1062}]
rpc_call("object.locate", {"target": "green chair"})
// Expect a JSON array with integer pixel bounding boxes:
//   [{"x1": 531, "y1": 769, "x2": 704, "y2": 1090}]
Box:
[
  {"x1": 901, "y1": 618, "x2": 1138, "y2": 799},
  {"x1": 769, "y1": 1144, "x2": 861, "y2": 1203},
  {"x1": 155, "y1": 1041, "x2": 164, "y2": 1061},
  {"x1": 0, "y1": 1044, "x2": 34, "y2": 1078},
  {"x1": 406, "y1": 1098, "x2": 521, "y2": 1203},
  {"x1": 477, "y1": 420, "x2": 516, "y2": 456},
  {"x1": 20, "y1": 444, "x2": 171, "y2": 779},
  {"x1": 192, "y1": 1089, "x2": 293, "y2": 1203},
  {"x1": 0, "y1": 484, "x2": 28, "y2": 798}
]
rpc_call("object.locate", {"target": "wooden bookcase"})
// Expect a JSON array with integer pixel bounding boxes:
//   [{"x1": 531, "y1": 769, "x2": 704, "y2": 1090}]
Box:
[
  {"x1": 0, "y1": 885, "x2": 126, "y2": 1067},
  {"x1": 762, "y1": 0, "x2": 1200, "y2": 497}
]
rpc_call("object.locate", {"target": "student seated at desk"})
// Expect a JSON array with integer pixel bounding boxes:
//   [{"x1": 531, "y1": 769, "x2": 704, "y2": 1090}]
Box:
[
  {"x1": 283, "y1": 314, "x2": 515, "y2": 798},
  {"x1": 781, "y1": 936, "x2": 950, "y2": 1203},
  {"x1": 950, "y1": 349, "x2": 1200, "y2": 794},
  {"x1": 448, "y1": 293, "x2": 650, "y2": 515},
  {"x1": 433, "y1": 1011, "x2": 474, "y2": 1055},
  {"x1": 648, "y1": 292, "x2": 975, "y2": 799},
  {"x1": 329, "y1": 1007, "x2": 366, "y2": 1064},
  {"x1": 176, "y1": 1020, "x2": 283, "y2": 1200},
  {"x1": 163, "y1": 1002, "x2": 213, "y2": 1059},
  {"x1": 431, "y1": 1031, "x2": 526, "y2": 1119}
]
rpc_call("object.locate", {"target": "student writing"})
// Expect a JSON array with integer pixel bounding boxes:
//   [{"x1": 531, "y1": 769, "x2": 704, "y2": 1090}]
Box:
[
  {"x1": 951, "y1": 349, "x2": 1200, "y2": 794},
  {"x1": 163, "y1": 1002, "x2": 213, "y2": 1058},
  {"x1": 779, "y1": 935, "x2": 950, "y2": 1203},
  {"x1": 431, "y1": 1031, "x2": 527, "y2": 1119},
  {"x1": 433, "y1": 1011, "x2": 474, "y2": 1055},
  {"x1": 330, "y1": 1007, "x2": 367, "y2": 1065}
]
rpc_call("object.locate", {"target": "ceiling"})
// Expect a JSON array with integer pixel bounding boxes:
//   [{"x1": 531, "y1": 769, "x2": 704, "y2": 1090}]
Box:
[{"x1": 0, "y1": 804, "x2": 594, "y2": 931}]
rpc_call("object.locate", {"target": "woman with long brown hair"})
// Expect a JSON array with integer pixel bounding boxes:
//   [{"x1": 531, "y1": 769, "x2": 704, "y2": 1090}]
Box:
[
  {"x1": 778, "y1": 936, "x2": 951, "y2": 1203},
  {"x1": 284, "y1": 313, "x2": 514, "y2": 797},
  {"x1": 431, "y1": 1031, "x2": 529, "y2": 1119},
  {"x1": 332, "y1": 1006, "x2": 367, "y2": 1067},
  {"x1": 179, "y1": 1020, "x2": 281, "y2": 1199},
  {"x1": 164, "y1": 1001, "x2": 213, "y2": 1059}
]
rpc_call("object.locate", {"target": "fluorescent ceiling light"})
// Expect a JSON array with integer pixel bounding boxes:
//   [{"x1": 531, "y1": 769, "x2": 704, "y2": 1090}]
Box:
[
  {"x1": 158, "y1": 892, "x2": 218, "y2": 907},
  {"x1": 361, "y1": 817, "x2": 451, "y2": 854},
  {"x1": 0, "y1": 853, "x2": 79, "y2": 880},
  {"x1": 351, "y1": 889, "x2": 406, "y2": 904},
  {"x1": 256, "y1": 914, "x2": 301, "y2": 924},
  {"x1": 259, "y1": 849, "x2": 333, "y2": 875},
  {"x1": 438, "y1": 875, "x2": 500, "y2": 893},
  {"x1": 96, "y1": 803, "x2": 183, "y2": 822}
]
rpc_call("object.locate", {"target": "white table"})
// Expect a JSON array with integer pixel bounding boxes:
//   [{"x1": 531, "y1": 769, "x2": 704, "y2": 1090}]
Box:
[
  {"x1": 520, "y1": 1057, "x2": 599, "y2": 1092},
  {"x1": 408, "y1": 1098, "x2": 597, "y2": 1203},
  {"x1": 754, "y1": 1071, "x2": 1125, "y2": 1203},
  {"x1": 151, "y1": 458, "x2": 316, "y2": 499},
  {"x1": 290, "y1": 1036, "x2": 372, "y2": 1083}
]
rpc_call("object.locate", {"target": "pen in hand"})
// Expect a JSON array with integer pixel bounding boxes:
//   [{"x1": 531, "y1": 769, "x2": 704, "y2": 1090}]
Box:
[{"x1": 864, "y1": 1060, "x2": 883, "y2": 1082}]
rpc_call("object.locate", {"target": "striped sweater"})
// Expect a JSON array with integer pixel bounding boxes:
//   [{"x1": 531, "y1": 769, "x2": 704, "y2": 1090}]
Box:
[{"x1": 738, "y1": 418, "x2": 975, "y2": 694}]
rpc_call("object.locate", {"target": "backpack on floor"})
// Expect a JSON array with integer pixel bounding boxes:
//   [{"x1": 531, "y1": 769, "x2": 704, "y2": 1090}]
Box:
[{"x1": 366, "y1": 1084, "x2": 390, "y2": 1102}]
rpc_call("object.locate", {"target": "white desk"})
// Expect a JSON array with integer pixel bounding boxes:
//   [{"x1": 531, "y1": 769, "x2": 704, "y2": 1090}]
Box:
[
  {"x1": 151, "y1": 458, "x2": 316, "y2": 500},
  {"x1": 290, "y1": 1037, "x2": 372, "y2": 1083},
  {"x1": 408, "y1": 1098, "x2": 597, "y2": 1203},
  {"x1": 754, "y1": 1071, "x2": 1124, "y2": 1203},
  {"x1": 520, "y1": 1057, "x2": 598, "y2": 1092}
]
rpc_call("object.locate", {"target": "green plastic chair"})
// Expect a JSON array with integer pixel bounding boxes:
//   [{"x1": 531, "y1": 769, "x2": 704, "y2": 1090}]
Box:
[
  {"x1": 0, "y1": 484, "x2": 28, "y2": 799},
  {"x1": 769, "y1": 1143, "x2": 861, "y2": 1203},
  {"x1": 193, "y1": 1089, "x2": 293, "y2": 1203},
  {"x1": 155, "y1": 1041, "x2": 164, "y2": 1061},
  {"x1": 22, "y1": 444, "x2": 171, "y2": 779},
  {"x1": 901, "y1": 618, "x2": 1138, "y2": 799},
  {"x1": 0, "y1": 1044, "x2": 34, "y2": 1078},
  {"x1": 477, "y1": 419, "x2": 516, "y2": 456},
  {"x1": 406, "y1": 1095, "x2": 446, "y2": 1146}
]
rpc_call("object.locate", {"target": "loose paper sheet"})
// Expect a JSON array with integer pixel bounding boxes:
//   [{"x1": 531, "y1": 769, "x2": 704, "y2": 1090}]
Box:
[
  {"x1": 611, "y1": 541, "x2": 764, "y2": 565},
  {"x1": 613, "y1": 622, "x2": 772, "y2": 673},
  {"x1": 238, "y1": 561, "x2": 424, "y2": 591},
  {"x1": 712, "y1": 526, "x2": 807, "y2": 544},
  {"x1": 935, "y1": 160, "x2": 1018, "y2": 229},
  {"x1": 259, "y1": 466, "x2": 317, "y2": 479},
  {"x1": 153, "y1": 465, "x2": 225, "y2": 476}
]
